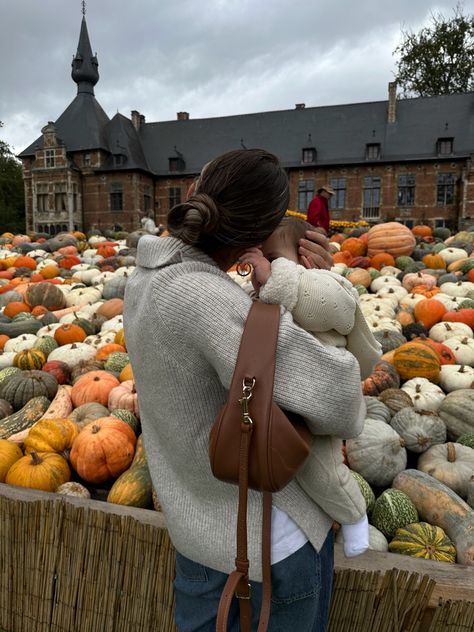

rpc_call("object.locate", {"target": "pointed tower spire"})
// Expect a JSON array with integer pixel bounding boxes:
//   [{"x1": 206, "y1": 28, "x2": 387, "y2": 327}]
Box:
[{"x1": 71, "y1": 7, "x2": 99, "y2": 95}]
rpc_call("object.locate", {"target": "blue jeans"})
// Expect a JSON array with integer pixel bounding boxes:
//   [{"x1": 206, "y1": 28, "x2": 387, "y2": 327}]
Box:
[{"x1": 174, "y1": 530, "x2": 334, "y2": 632}]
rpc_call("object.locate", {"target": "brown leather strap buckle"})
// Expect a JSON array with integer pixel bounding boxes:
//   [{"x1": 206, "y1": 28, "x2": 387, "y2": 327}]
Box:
[{"x1": 235, "y1": 583, "x2": 252, "y2": 600}]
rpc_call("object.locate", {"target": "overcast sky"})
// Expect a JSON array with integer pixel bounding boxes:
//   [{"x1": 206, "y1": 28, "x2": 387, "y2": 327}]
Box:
[{"x1": 1, "y1": 0, "x2": 473, "y2": 154}]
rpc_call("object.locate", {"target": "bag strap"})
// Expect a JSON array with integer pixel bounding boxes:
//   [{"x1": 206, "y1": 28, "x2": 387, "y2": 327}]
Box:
[{"x1": 216, "y1": 303, "x2": 279, "y2": 632}]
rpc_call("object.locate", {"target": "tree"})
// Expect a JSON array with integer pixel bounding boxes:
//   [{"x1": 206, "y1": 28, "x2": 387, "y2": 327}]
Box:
[
  {"x1": 0, "y1": 127, "x2": 26, "y2": 234},
  {"x1": 393, "y1": 4, "x2": 474, "y2": 97}
]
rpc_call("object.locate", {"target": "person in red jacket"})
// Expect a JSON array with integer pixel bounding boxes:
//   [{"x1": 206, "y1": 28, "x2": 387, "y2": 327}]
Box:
[{"x1": 307, "y1": 184, "x2": 335, "y2": 234}]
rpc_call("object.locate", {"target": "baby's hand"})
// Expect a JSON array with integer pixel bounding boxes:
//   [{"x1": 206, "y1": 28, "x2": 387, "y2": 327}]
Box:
[{"x1": 239, "y1": 248, "x2": 272, "y2": 291}]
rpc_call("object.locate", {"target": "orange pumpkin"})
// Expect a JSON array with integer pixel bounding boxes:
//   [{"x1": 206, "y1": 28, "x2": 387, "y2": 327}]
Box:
[
  {"x1": 95, "y1": 343, "x2": 126, "y2": 362},
  {"x1": 369, "y1": 252, "x2": 396, "y2": 270},
  {"x1": 422, "y1": 254, "x2": 446, "y2": 269},
  {"x1": 0, "y1": 335, "x2": 10, "y2": 350},
  {"x1": 443, "y1": 308, "x2": 474, "y2": 329},
  {"x1": 40, "y1": 265, "x2": 60, "y2": 280},
  {"x1": 396, "y1": 308, "x2": 415, "y2": 327},
  {"x1": 114, "y1": 328, "x2": 126, "y2": 349},
  {"x1": 3, "y1": 301, "x2": 31, "y2": 319},
  {"x1": 71, "y1": 370, "x2": 121, "y2": 407},
  {"x1": 56, "y1": 245, "x2": 78, "y2": 256},
  {"x1": 31, "y1": 305, "x2": 49, "y2": 317},
  {"x1": 54, "y1": 323, "x2": 87, "y2": 346},
  {"x1": 13, "y1": 256, "x2": 37, "y2": 270},
  {"x1": 332, "y1": 251, "x2": 353, "y2": 265},
  {"x1": 367, "y1": 222, "x2": 416, "y2": 257},
  {"x1": 414, "y1": 298, "x2": 447, "y2": 329},
  {"x1": 70, "y1": 417, "x2": 136, "y2": 484},
  {"x1": 341, "y1": 237, "x2": 367, "y2": 257},
  {"x1": 412, "y1": 225, "x2": 433, "y2": 238},
  {"x1": 329, "y1": 233, "x2": 345, "y2": 244},
  {"x1": 415, "y1": 336, "x2": 456, "y2": 366},
  {"x1": 96, "y1": 245, "x2": 117, "y2": 258},
  {"x1": 96, "y1": 298, "x2": 124, "y2": 320},
  {"x1": 410, "y1": 285, "x2": 441, "y2": 298},
  {"x1": 393, "y1": 341, "x2": 441, "y2": 383},
  {"x1": 119, "y1": 363, "x2": 134, "y2": 382},
  {"x1": 468, "y1": 269, "x2": 474, "y2": 283},
  {"x1": 0, "y1": 271, "x2": 13, "y2": 280},
  {"x1": 57, "y1": 255, "x2": 81, "y2": 270}
]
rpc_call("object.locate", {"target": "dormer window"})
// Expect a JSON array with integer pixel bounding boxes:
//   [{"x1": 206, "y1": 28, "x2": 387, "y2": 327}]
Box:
[
  {"x1": 437, "y1": 137, "x2": 453, "y2": 155},
  {"x1": 366, "y1": 143, "x2": 380, "y2": 160},
  {"x1": 169, "y1": 156, "x2": 186, "y2": 171},
  {"x1": 302, "y1": 147, "x2": 316, "y2": 163},
  {"x1": 45, "y1": 149, "x2": 55, "y2": 168},
  {"x1": 114, "y1": 154, "x2": 126, "y2": 167}
]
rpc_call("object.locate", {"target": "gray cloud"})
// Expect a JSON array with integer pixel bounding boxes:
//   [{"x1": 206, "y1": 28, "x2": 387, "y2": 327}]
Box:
[{"x1": 1, "y1": 0, "x2": 472, "y2": 153}]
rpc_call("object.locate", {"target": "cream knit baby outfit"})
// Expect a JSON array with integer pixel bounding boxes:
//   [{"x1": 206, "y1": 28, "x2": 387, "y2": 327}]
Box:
[{"x1": 259, "y1": 258, "x2": 382, "y2": 527}]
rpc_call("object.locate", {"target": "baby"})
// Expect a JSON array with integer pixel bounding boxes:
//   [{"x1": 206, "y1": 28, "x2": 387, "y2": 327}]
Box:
[{"x1": 240, "y1": 217, "x2": 382, "y2": 557}]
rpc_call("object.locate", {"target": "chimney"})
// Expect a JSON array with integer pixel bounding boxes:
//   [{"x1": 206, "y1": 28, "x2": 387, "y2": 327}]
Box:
[
  {"x1": 177, "y1": 112, "x2": 190, "y2": 121},
  {"x1": 388, "y1": 82, "x2": 397, "y2": 123},
  {"x1": 139, "y1": 114, "x2": 146, "y2": 126},
  {"x1": 131, "y1": 110, "x2": 143, "y2": 131},
  {"x1": 295, "y1": 103, "x2": 306, "y2": 110}
]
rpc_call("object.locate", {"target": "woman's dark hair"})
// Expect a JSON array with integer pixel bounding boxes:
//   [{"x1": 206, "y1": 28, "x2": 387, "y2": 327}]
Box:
[{"x1": 167, "y1": 149, "x2": 289, "y2": 253}]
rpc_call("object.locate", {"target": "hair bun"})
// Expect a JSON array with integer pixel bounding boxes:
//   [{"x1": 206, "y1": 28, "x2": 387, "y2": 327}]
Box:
[{"x1": 167, "y1": 193, "x2": 220, "y2": 245}]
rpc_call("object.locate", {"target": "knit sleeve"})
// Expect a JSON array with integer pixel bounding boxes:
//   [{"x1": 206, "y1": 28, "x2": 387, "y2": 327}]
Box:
[
  {"x1": 154, "y1": 270, "x2": 365, "y2": 439},
  {"x1": 292, "y1": 268, "x2": 358, "y2": 335},
  {"x1": 258, "y1": 258, "x2": 302, "y2": 311}
]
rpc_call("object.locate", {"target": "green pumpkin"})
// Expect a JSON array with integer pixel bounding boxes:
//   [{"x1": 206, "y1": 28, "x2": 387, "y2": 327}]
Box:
[
  {"x1": 32, "y1": 335, "x2": 59, "y2": 358},
  {"x1": 13, "y1": 349, "x2": 47, "y2": 371},
  {"x1": 354, "y1": 285, "x2": 368, "y2": 296},
  {"x1": 459, "y1": 298, "x2": 474, "y2": 310},
  {"x1": 432, "y1": 227, "x2": 451, "y2": 240},
  {"x1": 457, "y1": 433, "x2": 474, "y2": 450},
  {"x1": 71, "y1": 318, "x2": 97, "y2": 337},
  {"x1": 371, "y1": 489, "x2": 419, "y2": 539},
  {"x1": 395, "y1": 256, "x2": 414, "y2": 271},
  {"x1": 0, "y1": 367, "x2": 21, "y2": 384},
  {"x1": 12, "y1": 312, "x2": 35, "y2": 322},
  {"x1": 110, "y1": 409, "x2": 140, "y2": 434},
  {"x1": 104, "y1": 352, "x2": 130, "y2": 374},
  {"x1": 389, "y1": 522, "x2": 456, "y2": 563},
  {"x1": 351, "y1": 471, "x2": 375, "y2": 514}
]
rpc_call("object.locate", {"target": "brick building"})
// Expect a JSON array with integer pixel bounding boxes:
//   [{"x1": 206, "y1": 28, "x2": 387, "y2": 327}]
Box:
[{"x1": 19, "y1": 15, "x2": 474, "y2": 235}]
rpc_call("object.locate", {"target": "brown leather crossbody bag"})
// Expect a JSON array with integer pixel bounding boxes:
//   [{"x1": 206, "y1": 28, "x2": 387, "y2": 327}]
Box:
[{"x1": 209, "y1": 301, "x2": 312, "y2": 632}]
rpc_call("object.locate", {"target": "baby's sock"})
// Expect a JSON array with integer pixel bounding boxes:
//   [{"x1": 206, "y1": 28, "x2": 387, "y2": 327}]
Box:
[{"x1": 341, "y1": 514, "x2": 369, "y2": 558}]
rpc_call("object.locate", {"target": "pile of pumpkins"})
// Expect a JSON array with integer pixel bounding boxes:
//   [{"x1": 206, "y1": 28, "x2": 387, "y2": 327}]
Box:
[{"x1": 0, "y1": 222, "x2": 473, "y2": 567}]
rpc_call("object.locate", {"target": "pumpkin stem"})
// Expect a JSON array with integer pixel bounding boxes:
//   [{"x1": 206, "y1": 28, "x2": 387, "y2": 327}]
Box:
[
  {"x1": 459, "y1": 365, "x2": 466, "y2": 373},
  {"x1": 415, "y1": 384, "x2": 422, "y2": 393},
  {"x1": 30, "y1": 451, "x2": 43, "y2": 466},
  {"x1": 447, "y1": 442, "x2": 456, "y2": 463},
  {"x1": 399, "y1": 438, "x2": 406, "y2": 448},
  {"x1": 91, "y1": 424, "x2": 101, "y2": 434}
]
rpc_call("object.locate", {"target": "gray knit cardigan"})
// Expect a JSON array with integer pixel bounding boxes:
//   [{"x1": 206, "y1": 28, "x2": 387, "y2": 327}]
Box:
[{"x1": 123, "y1": 236, "x2": 366, "y2": 580}]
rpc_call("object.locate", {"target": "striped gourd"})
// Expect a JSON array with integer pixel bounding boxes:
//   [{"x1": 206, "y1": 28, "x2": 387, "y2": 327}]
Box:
[
  {"x1": 13, "y1": 349, "x2": 47, "y2": 370},
  {"x1": 351, "y1": 471, "x2": 376, "y2": 514},
  {"x1": 104, "y1": 352, "x2": 130, "y2": 374},
  {"x1": 393, "y1": 341, "x2": 441, "y2": 383},
  {"x1": 457, "y1": 433, "x2": 474, "y2": 450},
  {"x1": 33, "y1": 335, "x2": 58, "y2": 358},
  {"x1": 371, "y1": 489, "x2": 419, "y2": 539},
  {"x1": 0, "y1": 367, "x2": 21, "y2": 385},
  {"x1": 389, "y1": 522, "x2": 456, "y2": 563},
  {"x1": 110, "y1": 408, "x2": 140, "y2": 434}
]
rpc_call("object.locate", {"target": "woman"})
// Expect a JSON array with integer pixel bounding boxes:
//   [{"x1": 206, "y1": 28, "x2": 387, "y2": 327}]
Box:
[{"x1": 124, "y1": 149, "x2": 366, "y2": 632}]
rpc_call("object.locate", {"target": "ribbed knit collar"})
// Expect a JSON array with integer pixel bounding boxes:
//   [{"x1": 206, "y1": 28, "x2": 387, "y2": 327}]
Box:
[{"x1": 136, "y1": 235, "x2": 220, "y2": 271}]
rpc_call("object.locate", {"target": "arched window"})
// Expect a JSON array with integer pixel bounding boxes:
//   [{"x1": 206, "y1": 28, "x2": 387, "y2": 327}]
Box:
[
  {"x1": 61, "y1": 224, "x2": 68, "y2": 232},
  {"x1": 38, "y1": 224, "x2": 43, "y2": 233}
]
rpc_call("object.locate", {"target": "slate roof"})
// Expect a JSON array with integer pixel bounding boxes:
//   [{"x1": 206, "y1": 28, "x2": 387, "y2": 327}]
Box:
[
  {"x1": 100, "y1": 113, "x2": 150, "y2": 172},
  {"x1": 140, "y1": 92, "x2": 474, "y2": 175}
]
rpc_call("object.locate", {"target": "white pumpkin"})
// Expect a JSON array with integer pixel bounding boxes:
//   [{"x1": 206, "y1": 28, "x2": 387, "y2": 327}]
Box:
[
  {"x1": 379, "y1": 266, "x2": 401, "y2": 277},
  {"x1": 56, "y1": 284, "x2": 73, "y2": 296},
  {"x1": 440, "y1": 365, "x2": 474, "y2": 392},
  {"x1": 360, "y1": 302, "x2": 396, "y2": 319},
  {"x1": 83, "y1": 333, "x2": 116, "y2": 349},
  {"x1": 438, "y1": 248, "x2": 469, "y2": 265},
  {"x1": 0, "y1": 351, "x2": 16, "y2": 369},
  {"x1": 36, "y1": 260, "x2": 59, "y2": 273},
  {"x1": 76, "y1": 301, "x2": 104, "y2": 319},
  {"x1": 88, "y1": 235, "x2": 107, "y2": 246},
  {"x1": 92, "y1": 271, "x2": 115, "y2": 286},
  {"x1": 37, "y1": 323, "x2": 62, "y2": 338},
  {"x1": 370, "y1": 275, "x2": 402, "y2": 293},
  {"x1": 65, "y1": 287, "x2": 102, "y2": 307},
  {"x1": 376, "y1": 285, "x2": 407, "y2": 302},
  {"x1": 429, "y1": 322, "x2": 473, "y2": 342},
  {"x1": 390, "y1": 407, "x2": 447, "y2": 453},
  {"x1": 418, "y1": 442, "x2": 474, "y2": 498},
  {"x1": 365, "y1": 316, "x2": 403, "y2": 333},
  {"x1": 114, "y1": 266, "x2": 134, "y2": 278},
  {"x1": 4, "y1": 333, "x2": 38, "y2": 353},
  {"x1": 47, "y1": 342, "x2": 97, "y2": 367},
  {"x1": 439, "y1": 281, "x2": 474, "y2": 298},
  {"x1": 431, "y1": 293, "x2": 466, "y2": 311},
  {"x1": 100, "y1": 315, "x2": 123, "y2": 333},
  {"x1": 329, "y1": 243, "x2": 341, "y2": 254},
  {"x1": 345, "y1": 418, "x2": 407, "y2": 487},
  {"x1": 399, "y1": 293, "x2": 425, "y2": 310},
  {"x1": 401, "y1": 377, "x2": 446, "y2": 412},
  {"x1": 70, "y1": 265, "x2": 101, "y2": 285},
  {"x1": 402, "y1": 272, "x2": 437, "y2": 292},
  {"x1": 443, "y1": 337, "x2": 474, "y2": 367},
  {"x1": 331, "y1": 263, "x2": 347, "y2": 275}
]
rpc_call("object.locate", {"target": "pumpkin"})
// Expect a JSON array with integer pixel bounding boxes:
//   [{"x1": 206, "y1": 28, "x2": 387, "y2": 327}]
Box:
[
  {"x1": 429, "y1": 321, "x2": 473, "y2": 342},
  {"x1": 443, "y1": 336, "x2": 474, "y2": 366},
  {"x1": 0, "y1": 370, "x2": 57, "y2": 410},
  {"x1": 438, "y1": 389, "x2": 474, "y2": 439},
  {"x1": 414, "y1": 336, "x2": 456, "y2": 366},
  {"x1": 25, "y1": 282, "x2": 66, "y2": 311},
  {"x1": 32, "y1": 335, "x2": 59, "y2": 360},
  {"x1": 54, "y1": 323, "x2": 87, "y2": 346},
  {"x1": 71, "y1": 370, "x2": 121, "y2": 407},
  {"x1": 438, "y1": 248, "x2": 469, "y2": 265},
  {"x1": 396, "y1": 308, "x2": 415, "y2": 328},
  {"x1": 23, "y1": 417, "x2": 79, "y2": 458},
  {"x1": 4, "y1": 333, "x2": 38, "y2": 354},
  {"x1": 3, "y1": 301, "x2": 31, "y2": 319},
  {"x1": 346, "y1": 268, "x2": 371, "y2": 288},
  {"x1": 107, "y1": 435, "x2": 153, "y2": 508},
  {"x1": 0, "y1": 398, "x2": 14, "y2": 421},
  {"x1": 41, "y1": 360, "x2": 71, "y2": 385},
  {"x1": 351, "y1": 470, "x2": 376, "y2": 514},
  {"x1": 393, "y1": 341, "x2": 440, "y2": 383},
  {"x1": 439, "y1": 365, "x2": 474, "y2": 392},
  {"x1": 389, "y1": 522, "x2": 456, "y2": 563},
  {"x1": 377, "y1": 388, "x2": 414, "y2": 414},
  {"x1": 6, "y1": 451, "x2": 70, "y2": 492},
  {"x1": 371, "y1": 489, "x2": 419, "y2": 539},
  {"x1": 412, "y1": 225, "x2": 433, "y2": 238},
  {"x1": 108, "y1": 380, "x2": 139, "y2": 416},
  {"x1": 418, "y1": 442, "x2": 474, "y2": 498},
  {"x1": 0, "y1": 439, "x2": 23, "y2": 482},
  {"x1": 13, "y1": 349, "x2": 46, "y2": 370},
  {"x1": 393, "y1": 469, "x2": 474, "y2": 565},
  {"x1": 95, "y1": 343, "x2": 126, "y2": 362},
  {"x1": 47, "y1": 342, "x2": 97, "y2": 368},
  {"x1": 114, "y1": 328, "x2": 126, "y2": 348},
  {"x1": 70, "y1": 402, "x2": 110, "y2": 427},
  {"x1": 369, "y1": 253, "x2": 396, "y2": 270},
  {"x1": 363, "y1": 396, "x2": 391, "y2": 423},
  {"x1": 341, "y1": 237, "x2": 367, "y2": 257},
  {"x1": 443, "y1": 308, "x2": 474, "y2": 329},
  {"x1": 410, "y1": 285, "x2": 441, "y2": 299},
  {"x1": 361, "y1": 360, "x2": 400, "y2": 396},
  {"x1": 102, "y1": 275, "x2": 128, "y2": 300},
  {"x1": 118, "y1": 362, "x2": 134, "y2": 382},
  {"x1": 367, "y1": 223, "x2": 416, "y2": 258},
  {"x1": 402, "y1": 272, "x2": 437, "y2": 292},
  {"x1": 422, "y1": 254, "x2": 446, "y2": 269},
  {"x1": 96, "y1": 298, "x2": 124, "y2": 320},
  {"x1": 413, "y1": 298, "x2": 446, "y2": 329},
  {"x1": 390, "y1": 408, "x2": 446, "y2": 453},
  {"x1": 56, "y1": 481, "x2": 91, "y2": 498},
  {"x1": 345, "y1": 418, "x2": 407, "y2": 487},
  {"x1": 400, "y1": 377, "x2": 446, "y2": 412},
  {"x1": 104, "y1": 352, "x2": 129, "y2": 374},
  {"x1": 70, "y1": 416, "x2": 136, "y2": 484}
]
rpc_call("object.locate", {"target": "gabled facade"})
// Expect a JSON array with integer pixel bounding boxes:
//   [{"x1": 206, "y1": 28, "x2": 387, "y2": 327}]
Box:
[{"x1": 19, "y1": 15, "x2": 474, "y2": 234}]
